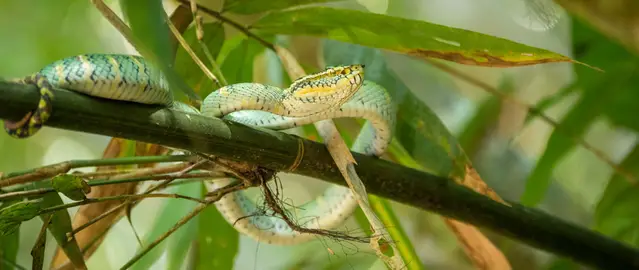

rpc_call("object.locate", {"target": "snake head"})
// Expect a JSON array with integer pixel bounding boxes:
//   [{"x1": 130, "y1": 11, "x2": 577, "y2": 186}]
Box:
[{"x1": 281, "y1": 64, "x2": 365, "y2": 117}]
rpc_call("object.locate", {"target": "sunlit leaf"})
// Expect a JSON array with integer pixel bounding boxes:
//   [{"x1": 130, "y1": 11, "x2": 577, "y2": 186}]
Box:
[
  {"x1": 51, "y1": 174, "x2": 91, "y2": 201},
  {"x1": 223, "y1": 0, "x2": 342, "y2": 14},
  {"x1": 174, "y1": 22, "x2": 225, "y2": 99},
  {"x1": 195, "y1": 183, "x2": 238, "y2": 269},
  {"x1": 130, "y1": 181, "x2": 201, "y2": 270},
  {"x1": 253, "y1": 7, "x2": 573, "y2": 67},
  {"x1": 594, "y1": 144, "x2": 639, "y2": 247}
]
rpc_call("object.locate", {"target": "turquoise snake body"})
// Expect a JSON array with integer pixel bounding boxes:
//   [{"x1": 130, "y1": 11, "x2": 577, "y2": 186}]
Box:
[{"x1": 3, "y1": 54, "x2": 396, "y2": 245}]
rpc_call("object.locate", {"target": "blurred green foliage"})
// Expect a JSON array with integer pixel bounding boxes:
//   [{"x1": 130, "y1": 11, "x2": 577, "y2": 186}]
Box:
[{"x1": 0, "y1": 0, "x2": 638, "y2": 270}]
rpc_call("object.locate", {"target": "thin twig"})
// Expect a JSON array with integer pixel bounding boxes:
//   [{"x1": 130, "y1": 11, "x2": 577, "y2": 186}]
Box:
[
  {"x1": 67, "y1": 158, "x2": 211, "y2": 238},
  {"x1": 190, "y1": 0, "x2": 228, "y2": 86},
  {"x1": 142, "y1": 158, "x2": 207, "y2": 194},
  {"x1": 164, "y1": 11, "x2": 221, "y2": 86},
  {"x1": 39, "y1": 193, "x2": 206, "y2": 216},
  {"x1": 118, "y1": 180, "x2": 248, "y2": 270},
  {"x1": 175, "y1": 0, "x2": 275, "y2": 51},
  {"x1": 0, "y1": 172, "x2": 221, "y2": 202},
  {"x1": 0, "y1": 155, "x2": 194, "y2": 188}
]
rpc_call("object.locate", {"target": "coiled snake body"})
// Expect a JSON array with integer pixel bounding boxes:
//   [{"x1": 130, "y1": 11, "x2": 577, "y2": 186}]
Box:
[{"x1": 4, "y1": 54, "x2": 396, "y2": 245}]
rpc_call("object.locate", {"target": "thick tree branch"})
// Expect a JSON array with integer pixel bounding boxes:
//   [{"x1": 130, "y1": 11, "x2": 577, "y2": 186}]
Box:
[{"x1": 1, "y1": 81, "x2": 638, "y2": 269}]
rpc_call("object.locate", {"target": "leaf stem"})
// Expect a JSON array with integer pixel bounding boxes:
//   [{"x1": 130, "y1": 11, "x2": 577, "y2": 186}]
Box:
[{"x1": 0, "y1": 154, "x2": 195, "y2": 188}]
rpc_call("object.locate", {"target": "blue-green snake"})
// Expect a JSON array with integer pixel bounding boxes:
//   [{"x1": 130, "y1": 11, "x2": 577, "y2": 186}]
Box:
[{"x1": 3, "y1": 54, "x2": 396, "y2": 245}]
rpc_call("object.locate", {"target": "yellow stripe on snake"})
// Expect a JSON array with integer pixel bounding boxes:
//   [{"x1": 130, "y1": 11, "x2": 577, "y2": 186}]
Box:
[{"x1": 3, "y1": 54, "x2": 396, "y2": 245}]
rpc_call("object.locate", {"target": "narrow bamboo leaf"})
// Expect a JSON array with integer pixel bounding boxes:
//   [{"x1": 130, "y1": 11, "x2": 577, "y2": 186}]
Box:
[
  {"x1": 195, "y1": 183, "x2": 238, "y2": 269},
  {"x1": 174, "y1": 22, "x2": 225, "y2": 99},
  {"x1": 39, "y1": 193, "x2": 86, "y2": 269},
  {"x1": 166, "y1": 183, "x2": 202, "y2": 270},
  {"x1": 368, "y1": 196, "x2": 424, "y2": 270},
  {"x1": 0, "y1": 199, "x2": 41, "y2": 237},
  {"x1": 253, "y1": 7, "x2": 573, "y2": 67},
  {"x1": 223, "y1": 0, "x2": 342, "y2": 14},
  {"x1": 594, "y1": 144, "x2": 639, "y2": 247},
  {"x1": 130, "y1": 181, "x2": 201, "y2": 270},
  {"x1": 520, "y1": 19, "x2": 637, "y2": 206},
  {"x1": 219, "y1": 37, "x2": 269, "y2": 84},
  {"x1": 0, "y1": 201, "x2": 20, "y2": 268},
  {"x1": 119, "y1": 0, "x2": 199, "y2": 100},
  {"x1": 31, "y1": 215, "x2": 49, "y2": 270},
  {"x1": 581, "y1": 17, "x2": 639, "y2": 133}
]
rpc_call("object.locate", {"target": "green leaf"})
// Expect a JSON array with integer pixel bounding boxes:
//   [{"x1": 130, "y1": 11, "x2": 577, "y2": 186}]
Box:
[
  {"x1": 120, "y1": 0, "x2": 199, "y2": 101},
  {"x1": 39, "y1": 193, "x2": 86, "y2": 269},
  {"x1": 195, "y1": 183, "x2": 238, "y2": 269},
  {"x1": 520, "y1": 85, "x2": 602, "y2": 206},
  {"x1": 51, "y1": 174, "x2": 91, "y2": 201},
  {"x1": 368, "y1": 195, "x2": 424, "y2": 270},
  {"x1": 0, "y1": 201, "x2": 20, "y2": 268},
  {"x1": 253, "y1": 7, "x2": 573, "y2": 67},
  {"x1": 323, "y1": 40, "x2": 468, "y2": 179},
  {"x1": 174, "y1": 22, "x2": 226, "y2": 99},
  {"x1": 223, "y1": 0, "x2": 342, "y2": 14},
  {"x1": 0, "y1": 199, "x2": 41, "y2": 237},
  {"x1": 131, "y1": 181, "x2": 202, "y2": 270},
  {"x1": 219, "y1": 37, "x2": 269, "y2": 84},
  {"x1": 594, "y1": 144, "x2": 639, "y2": 247},
  {"x1": 520, "y1": 19, "x2": 636, "y2": 206}
]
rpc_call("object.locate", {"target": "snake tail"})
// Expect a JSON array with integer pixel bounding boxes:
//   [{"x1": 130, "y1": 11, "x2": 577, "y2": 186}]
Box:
[
  {"x1": 4, "y1": 74, "x2": 54, "y2": 138},
  {"x1": 4, "y1": 54, "x2": 173, "y2": 138}
]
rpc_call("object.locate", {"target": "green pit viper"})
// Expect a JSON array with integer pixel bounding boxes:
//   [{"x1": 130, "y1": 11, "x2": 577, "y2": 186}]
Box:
[{"x1": 3, "y1": 53, "x2": 396, "y2": 245}]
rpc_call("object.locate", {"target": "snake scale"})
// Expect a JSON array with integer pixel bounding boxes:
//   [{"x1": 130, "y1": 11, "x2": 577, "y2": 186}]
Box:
[{"x1": 3, "y1": 54, "x2": 396, "y2": 245}]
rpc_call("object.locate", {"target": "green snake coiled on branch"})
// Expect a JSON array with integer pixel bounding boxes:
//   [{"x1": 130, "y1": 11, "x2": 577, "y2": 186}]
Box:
[{"x1": 3, "y1": 53, "x2": 396, "y2": 245}]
